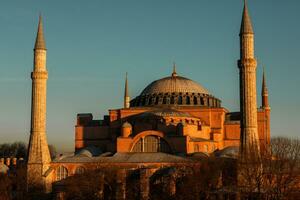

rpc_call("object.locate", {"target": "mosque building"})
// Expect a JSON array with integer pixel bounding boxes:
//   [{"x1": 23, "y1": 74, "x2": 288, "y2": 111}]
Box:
[{"x1": 26, "y1": 1, "x2": 270, "y2": 198}]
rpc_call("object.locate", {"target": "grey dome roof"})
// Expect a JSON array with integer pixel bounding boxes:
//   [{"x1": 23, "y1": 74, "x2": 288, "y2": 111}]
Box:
[
  {"x1": 215, "y1": 146, "x2": 239, "y2": 158},
  {"x1": 122, "y1": 122, "x2": 132, "y2": 128},
  {"x1": 76, "y1": 146, "x2": 102, "y2": 157},
  {"x1": 130, "y1": 71, "x2": 221, "y2": 108},
  {"x1": 141, "y1": 75, "x2": 210, "y2": 96}
]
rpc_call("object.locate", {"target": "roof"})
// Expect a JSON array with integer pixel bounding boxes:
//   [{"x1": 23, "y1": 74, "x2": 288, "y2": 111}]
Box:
[
  {"x1": 53, "y1": 152, "x2": 193, "y2": 163},
  {"x1": 141, "y1": 75, "x2": 210, "y2": 96},
  {"x1": 214, "y1": 146, "x2": 239, "y2": 158},
  {"x1": 122, "y1": 121, "x2": 132, "y2": 128},
  {"x1": 240, "y1": 1, "x2": 254, "y2": 35},
  {"x1": 34, "y1": 15, "x2": 46, "y2": 50}
]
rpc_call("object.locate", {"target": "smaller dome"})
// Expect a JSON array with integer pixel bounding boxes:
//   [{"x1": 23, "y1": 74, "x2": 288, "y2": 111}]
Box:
[
  {"x1": 214, "y1": 146, "x2": 239, "y2": 158},
  {"x1": 122, "y1": 122, "x2": 132, "y2": 128},
  {"x1": 76, "y1": 146, "x2": 102, "y2": 157}
]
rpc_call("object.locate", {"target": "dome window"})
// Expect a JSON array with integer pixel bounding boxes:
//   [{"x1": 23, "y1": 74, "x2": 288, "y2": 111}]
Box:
[
  {"x1": 193, "y1": 96, "x2": 198, "y2": 105},
  {"x1": 186, "y1": 96, "x2": 191, "y2": 105},
  {"x1": 178, "y1": 96, "x2": 183, "y2": 105},
  {"x1": 163, "y1": 96, "x2": 167, "y2": 104},
  {"x1": 170, "y1": 96, "x2": 175, "y2": 104}
]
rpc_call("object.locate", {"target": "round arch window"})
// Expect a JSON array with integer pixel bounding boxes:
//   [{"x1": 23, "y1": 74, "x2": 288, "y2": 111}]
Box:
[
  {"x1": 56, "y1": 166, "x2": 68, "y2": 181},
  {"x1": 131, "y1": 135, "x2": 171, "y2": 153}
]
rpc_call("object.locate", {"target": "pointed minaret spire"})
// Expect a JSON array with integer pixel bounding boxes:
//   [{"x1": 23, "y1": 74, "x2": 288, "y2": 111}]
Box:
[
  {"x1": 172, "y1": 62, "x2": 178, "y2": 77},
  {"x1": 240, "y1": 0, "x2": 254, "y2": 35},
  {"x1": 261, "y1": 68, "x2": 269, "y2": 108},
  {"x1": 34, "y1": 14, "x2": 46, "y2": 50},
  {"x1": 124, "y1": 72, "x2": 130, "y2": 108}
]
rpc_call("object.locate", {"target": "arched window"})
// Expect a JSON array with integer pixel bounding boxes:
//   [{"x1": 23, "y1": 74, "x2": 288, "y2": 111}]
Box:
[
  {"x1": 163, "y1": 96, "x2": 167, "y2": 104},
  {"x1": 186, "y1": 96, "x2": 191, "y2": 105},
  {"x1": 56, "y1": 166, "x2": 68, "y2": 181},
  {"x1": 193, "y1": 96, "x2": 197, "y2": 105},
  {"x1": 178, "y1": 96, "x2": 183, "y2": 105},
  {"x1": 155, "y1": 97, "x2": 159, "y2": 105},
  {"x1": 170, "y1": 96, "x2": 175, "y2": 104},
  {"x1": 75, "y1": 166, "x2": 85, "y2": 175},
  {"x1": 200, "y1": 98, "x2": 204, "y2": 105},
  {"x1": 132, "y1": 136, "x2": 171, "y2": 153}
]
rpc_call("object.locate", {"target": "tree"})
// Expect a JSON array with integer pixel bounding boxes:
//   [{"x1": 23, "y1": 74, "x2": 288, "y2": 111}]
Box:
[
  {"x1": 0, "y1": 142, "x2": 27, "y2": 158},
  {"x1": 263, "y1": 137, "x2": 300, "y2": 200},
  {"x1": 237, "y1": 137, "x2": 300, "y2": 200}
]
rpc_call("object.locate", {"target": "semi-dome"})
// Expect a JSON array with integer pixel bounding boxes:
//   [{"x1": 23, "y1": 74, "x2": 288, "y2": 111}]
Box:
[{"x1": 130, "y1": 69, "x2": 221, "y2": 108}]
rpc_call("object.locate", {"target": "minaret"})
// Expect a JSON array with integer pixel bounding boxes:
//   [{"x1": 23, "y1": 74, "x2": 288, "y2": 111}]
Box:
[
  {"x1": 124, "y1": 72, "x2": 130, "y2": 108},
  {"x1": 261, "y1": 69, "x2": 269, "y2": 108},
  {"x1": 261, "y1": 69, "x2": 271, "y2": 149},
  {"x1": 27, "y1": 15, "x2": 51, "y2": 191},
  {"x1": 238, "y1": 1, "x2": 260, "y2": 156}
]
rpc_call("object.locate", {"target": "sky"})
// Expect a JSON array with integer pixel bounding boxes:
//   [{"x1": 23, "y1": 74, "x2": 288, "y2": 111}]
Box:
[{"x1": 0, "y1": 0, "x2": 299, "y2": 152}]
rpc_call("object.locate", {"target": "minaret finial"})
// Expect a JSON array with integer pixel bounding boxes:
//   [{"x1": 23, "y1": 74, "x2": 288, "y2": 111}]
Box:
[
  {"x1": 172, "y1": 62, "x2": 178, "y2": 77},
  {"x1": 124, "y1": 72, "x2": 130, "y2": 108},
  {"x1": 240, "y1": 0, "x2": 254, "y2": 35},
  {"x1": 34, "y1": 14, "x2": 46, "y2": 50}
]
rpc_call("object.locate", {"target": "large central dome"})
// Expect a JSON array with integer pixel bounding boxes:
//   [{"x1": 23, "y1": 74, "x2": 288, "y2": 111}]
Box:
[
  {"x1": 141, "y1": 75, "x2": 210, "y2": 96},
  {"x1": 130, "y1": 68, "x2": 221, "y2": 108}
]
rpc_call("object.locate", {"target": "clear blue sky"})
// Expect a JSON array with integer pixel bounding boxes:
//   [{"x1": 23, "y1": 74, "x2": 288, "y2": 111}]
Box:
[{"x1": 0, "y1": 0, "x2": 299, "y2": 152}]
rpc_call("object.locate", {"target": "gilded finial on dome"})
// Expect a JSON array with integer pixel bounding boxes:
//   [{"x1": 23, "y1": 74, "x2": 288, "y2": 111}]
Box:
[{"x1": 172, "y1": 62, "x2": 178, "y2": 77}]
